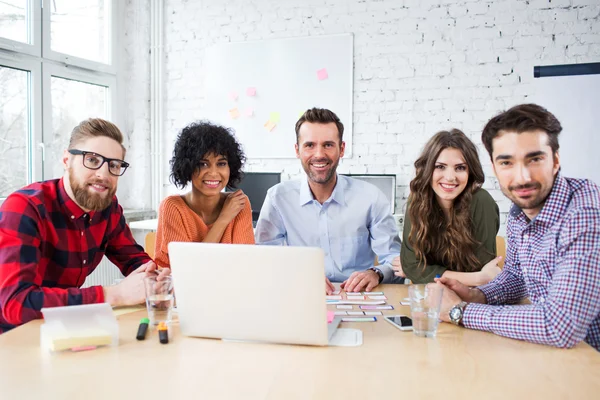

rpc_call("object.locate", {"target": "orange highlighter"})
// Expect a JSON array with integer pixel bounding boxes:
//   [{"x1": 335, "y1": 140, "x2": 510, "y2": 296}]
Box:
[{"x1": 158, "y1": 322, "x2": 169, "y2": 344}]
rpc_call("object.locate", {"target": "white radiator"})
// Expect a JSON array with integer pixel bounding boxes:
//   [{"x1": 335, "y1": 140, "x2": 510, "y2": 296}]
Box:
[{"x1": 82, "y1": 256, "x2": 125, "y2": 288}]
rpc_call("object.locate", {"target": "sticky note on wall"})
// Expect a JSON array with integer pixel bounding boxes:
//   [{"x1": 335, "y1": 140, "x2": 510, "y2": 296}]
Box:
[
  {"x1": 264, "y1": 120, "x2": 276, "y2": 132},
  {"x1": 317, "y1": 68, "x2": 328, "y2": 80},
  {"x1": 246, "y1": 87, "x2": 256, "y2": 96},
  {"x1": 269, "y1": 112, "x2": 281, "y2": 123},
  {"x1": 229, "y1": 108, "x2": 240, "y2": 119},
  {"x1": 229, "y1": 91, "x2": 238, "y2": 101}
]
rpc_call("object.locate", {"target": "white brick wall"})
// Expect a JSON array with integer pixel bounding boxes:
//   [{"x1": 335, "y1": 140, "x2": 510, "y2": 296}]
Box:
[
  {"x1": 121, "y1": 0, "x2": 600, "y2": 236},
  {"x1": 117, "y1": 0, "x2": 152, "y2": 210}
]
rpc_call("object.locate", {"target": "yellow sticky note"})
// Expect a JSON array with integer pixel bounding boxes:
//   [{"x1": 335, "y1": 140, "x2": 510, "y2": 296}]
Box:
[
  {"x1": 229, "y1": 108, "x2": 240, "y2": 119},
  {"x1": 264, "y1": 120, "x2": 276, "y2": 132},
  {"x1": 269, "y1": 112, "x2": 281, "y2": 123},
  {"x1": 298, "y1": 110, "x2": 305, "y2": 119}
]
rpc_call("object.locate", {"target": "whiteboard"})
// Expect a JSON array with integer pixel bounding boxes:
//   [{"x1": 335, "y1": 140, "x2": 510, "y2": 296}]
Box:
[
  {"x1": 204, "y1": 34, "x2": 353, "y2": 159},
  {"x1": 531, "y1": 74, "x2": 600, "y2": 184}
]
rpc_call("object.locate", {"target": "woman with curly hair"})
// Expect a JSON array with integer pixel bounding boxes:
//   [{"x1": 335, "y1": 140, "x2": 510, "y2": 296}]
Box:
[
  {"x1": 394, "y1": 129, "x2": 501, "y2": 285},
  {"x1": 155, "y1": 121, "x2": 254, "y2": 268}
]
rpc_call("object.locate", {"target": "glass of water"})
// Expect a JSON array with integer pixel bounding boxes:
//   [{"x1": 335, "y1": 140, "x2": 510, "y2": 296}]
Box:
[
  {"x1": 144, "y1": 275, "x2": 174, "y2": 326},
  {"x1": 408, "y1": 284, "x2": 444, "y2": 338}
]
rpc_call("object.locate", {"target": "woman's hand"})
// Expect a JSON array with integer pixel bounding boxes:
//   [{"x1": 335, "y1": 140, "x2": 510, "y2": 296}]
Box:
[
  {"x1": 218, "y1": 190, "x2": 246, "y2": 224},
  {"x1": 477, "y1": 256, "x2": 503, "y2": 285},
  {"x1": 392, "y1": 256, "x2": 405, "y2": 278}
]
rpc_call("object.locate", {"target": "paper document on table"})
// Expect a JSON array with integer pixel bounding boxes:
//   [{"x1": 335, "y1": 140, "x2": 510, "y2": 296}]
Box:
[
  {"x1": 328, "y1": 300, "x2": 386, "y2": 305},
  {"x1": 328, "y1": 328, "x2": 362, "y2": 346}
]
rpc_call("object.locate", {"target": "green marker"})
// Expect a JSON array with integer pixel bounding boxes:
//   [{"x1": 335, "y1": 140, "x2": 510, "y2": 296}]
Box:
[{"x1": 136, "y1": 318, "x2": 150, "y2": 340}]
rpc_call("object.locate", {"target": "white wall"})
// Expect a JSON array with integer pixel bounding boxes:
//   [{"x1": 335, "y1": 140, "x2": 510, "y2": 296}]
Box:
[
  {"x1": 117, "y1": 0, "x2": 152, "y2": 210},
  {"x1": 120, "y1": 0, "x2": 600, "y2": 235}
]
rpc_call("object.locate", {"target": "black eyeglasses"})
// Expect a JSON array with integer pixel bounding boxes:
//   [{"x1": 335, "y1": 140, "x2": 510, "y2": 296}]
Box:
[{"x1": 68, "y1": 149, "x2": 130, "y2": 176}]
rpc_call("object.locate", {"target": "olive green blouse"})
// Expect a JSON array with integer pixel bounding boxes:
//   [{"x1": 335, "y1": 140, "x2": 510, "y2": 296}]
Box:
[{"x1": 401, "y1": 188, "x2": 500, "y2": 284}]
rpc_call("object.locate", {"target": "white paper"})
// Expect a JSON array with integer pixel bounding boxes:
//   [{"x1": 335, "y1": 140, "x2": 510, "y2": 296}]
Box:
[{"x1": 328, "y1": 328, "x2": 363, "y2": 347}]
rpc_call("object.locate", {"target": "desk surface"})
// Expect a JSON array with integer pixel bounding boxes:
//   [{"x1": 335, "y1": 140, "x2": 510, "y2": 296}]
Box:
[
  {"x1": 128, "y1": 218, "x2": 158, "y2": 231},
  {"x1": 1, "y1": 285, "x2": 598, "y2": 399}
]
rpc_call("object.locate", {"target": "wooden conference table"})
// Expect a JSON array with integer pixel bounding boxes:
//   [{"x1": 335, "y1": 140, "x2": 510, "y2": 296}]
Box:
[{"x1": 0, "y1": 284, "x2": 598, "y2": 399}]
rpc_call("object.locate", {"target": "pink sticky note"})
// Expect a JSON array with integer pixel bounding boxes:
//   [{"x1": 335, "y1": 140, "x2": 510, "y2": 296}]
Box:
[
  {"x1": 327, "y1": 310, "x2": 335, "y2": 324},
  {"x1": 229, "y1": 108, "x2": 240, "y2": 119},
  {"x1": 246, "y1": 87, "x2": 256, "y2": 97},
  {"x1": 245, "y1": 107, "x2": 254, "y2": 117},
  {"x1": 317, "y1": 68, "x2": 328, "y2": 80},
  {"x1": 229, "y1": 91, "x2": 238, "y2": 101}
]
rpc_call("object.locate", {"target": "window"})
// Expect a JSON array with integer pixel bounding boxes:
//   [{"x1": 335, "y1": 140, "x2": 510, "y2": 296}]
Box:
[
  {"x1": 0, "y1": 65, "x2": 29, "y2": 198},
  {"x1": 49, "y1": 0, "x2": 111, "y2": 64},
  {"x1": 0, "y1": 0, "x2": 29, "y2": 44},
  {"x1": 0, "y1": 0, "x2": 117, "y2": 200}
]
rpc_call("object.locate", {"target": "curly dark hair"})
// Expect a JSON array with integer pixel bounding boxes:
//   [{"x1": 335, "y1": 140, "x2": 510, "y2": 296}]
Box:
[{"x1": 169, "y1": 121, "x2": 246, "y2": 190}]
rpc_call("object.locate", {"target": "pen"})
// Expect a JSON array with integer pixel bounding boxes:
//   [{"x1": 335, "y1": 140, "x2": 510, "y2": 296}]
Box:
[
  {"x1": 435, "y1": 274, "x2": 441, "y2": 279},
  {"x1": 136, "y1": 318, "x2": 149, "y2": 340},
  {"x1": 158, "y1": 322, "x2": 169, "y2": 344}
]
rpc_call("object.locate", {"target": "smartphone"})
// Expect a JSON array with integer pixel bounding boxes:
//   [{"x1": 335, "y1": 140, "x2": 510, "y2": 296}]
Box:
[{"x1": 384, "y1": 315, "x2": 413, "y2": 331}]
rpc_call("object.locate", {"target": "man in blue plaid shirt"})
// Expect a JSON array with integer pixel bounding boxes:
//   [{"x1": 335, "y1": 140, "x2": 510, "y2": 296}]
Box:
[{"x1": 436, "y1": 104, "x2": 600, "y2": 351}]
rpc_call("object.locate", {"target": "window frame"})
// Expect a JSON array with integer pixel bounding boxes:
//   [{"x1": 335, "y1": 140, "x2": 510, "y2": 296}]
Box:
[
  {"x1": 0, "y1": 0, "x2": 42, "y2": 57},
  {"x1": 0, "y1": 0, "x2": 119, "y2": 200},
  {"x1": 41, "y1": 0, "x2": 117, "y2": 73},
  {"x1": 0, "y1": 53, "x2": 43, "y2": 196},
  {"x1": 42, "y1": 62, "x2": 117, "y2": 180}
]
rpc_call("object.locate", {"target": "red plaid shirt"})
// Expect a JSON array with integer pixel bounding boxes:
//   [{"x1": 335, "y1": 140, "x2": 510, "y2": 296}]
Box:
[
  {"x1": 0, "y1": 178, "x2": 151, "y2": 333},
  {"x1": 464, "y1": 174, "x2": 600, "y2": 351}
]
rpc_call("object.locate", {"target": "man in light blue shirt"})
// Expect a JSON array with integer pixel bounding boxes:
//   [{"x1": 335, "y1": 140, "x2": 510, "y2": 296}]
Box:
[{"x1": 255, "y1": 108, "x2": 401, "y2": 294}]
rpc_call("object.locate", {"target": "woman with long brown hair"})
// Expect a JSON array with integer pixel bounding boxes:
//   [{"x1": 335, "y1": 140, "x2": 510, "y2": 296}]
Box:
[{"x1": 394, "y1": 129, "x2": 501, "y2": 285}]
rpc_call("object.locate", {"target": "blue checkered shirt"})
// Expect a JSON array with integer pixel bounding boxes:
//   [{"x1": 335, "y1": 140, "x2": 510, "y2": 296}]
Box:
[{"x1": 463, "y1": 174, "x2": 600, "y2": 351}]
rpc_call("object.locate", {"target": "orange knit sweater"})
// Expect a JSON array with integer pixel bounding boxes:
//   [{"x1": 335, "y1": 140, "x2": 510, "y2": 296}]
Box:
[{"x1": 155, "y1": 194, "x2": 255, "y2": 268}]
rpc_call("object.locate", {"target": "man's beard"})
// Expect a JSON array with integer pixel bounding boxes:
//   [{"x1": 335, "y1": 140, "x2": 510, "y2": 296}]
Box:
[
  {"x1": 503, "y1": 182, "x2": 549, "y2": 211},
  {"x1": 69, "y1": 169, "x2": 116, "y2": 211},
  {"x1": 304, "y1": 157, "x2": 339, "y2": 184}
]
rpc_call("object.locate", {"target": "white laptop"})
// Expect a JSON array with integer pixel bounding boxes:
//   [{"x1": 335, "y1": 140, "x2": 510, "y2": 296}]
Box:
[{"x1": 168, "y1": 242, "x2": 341, "y2": 346}]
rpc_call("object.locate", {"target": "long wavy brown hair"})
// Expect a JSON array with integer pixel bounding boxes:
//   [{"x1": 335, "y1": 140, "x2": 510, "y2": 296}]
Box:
[{"x1": 408, "y1": 129, "x2": 485, "y2": 272}]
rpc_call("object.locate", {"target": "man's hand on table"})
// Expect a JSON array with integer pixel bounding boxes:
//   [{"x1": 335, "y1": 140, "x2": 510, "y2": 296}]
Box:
[
  {"x1": 434, "y1": 276, "x2": 487, "y2": 323},
  {"x1": 325, "y1": 276, "x2": 335, "y2": 295},
  {"x1": 341, "y1": 270, "x2": 380, "y2": 293},
  {"x1": 103, "y1": 261, "x2": 171, "y2": 307}
]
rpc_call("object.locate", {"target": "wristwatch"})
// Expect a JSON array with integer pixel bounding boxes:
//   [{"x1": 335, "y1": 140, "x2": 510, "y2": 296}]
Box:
[
  {"x1": 368, "y1": 267, "x2": 384, "y2": 284},
  {"x1": 449, "y1": 301, "x2": 468, "y2": 326}
]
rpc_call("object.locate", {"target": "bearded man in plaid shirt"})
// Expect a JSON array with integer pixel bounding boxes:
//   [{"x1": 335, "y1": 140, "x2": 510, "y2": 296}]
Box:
[
  {"x1": 436, "y1": 104, "x2": 600, "y2": 351},
  {"x1": 0, "y1": 118, "x2": 169, "y2": 333}
]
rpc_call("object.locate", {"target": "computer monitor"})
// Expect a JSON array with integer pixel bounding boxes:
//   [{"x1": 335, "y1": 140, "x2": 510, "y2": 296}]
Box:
[
  {"x1": 235, "y1": 172, "x2": 281, "y2": 223},
  {"x1": 342, "y1": 174, "x2": 396, "y2": 214}
]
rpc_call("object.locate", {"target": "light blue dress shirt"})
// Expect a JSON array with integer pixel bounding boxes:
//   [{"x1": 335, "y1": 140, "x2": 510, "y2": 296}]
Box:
[{"x1": 255, "y1": 175, "x2": 401, "y2": 283}]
